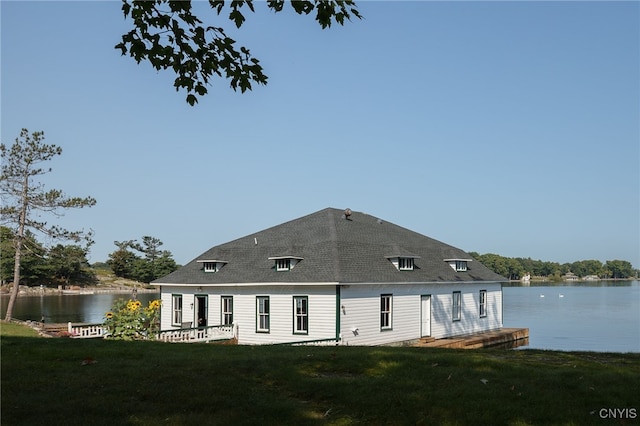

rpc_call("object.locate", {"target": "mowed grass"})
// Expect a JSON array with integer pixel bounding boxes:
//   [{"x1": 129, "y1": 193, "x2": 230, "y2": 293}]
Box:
[{"x1": 1, "y1": 322, "x2": 638, "y2": 426}]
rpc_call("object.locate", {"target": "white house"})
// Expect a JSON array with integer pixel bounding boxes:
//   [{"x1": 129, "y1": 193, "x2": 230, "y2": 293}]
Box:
[{"x1": 152, "y1": 208, "x2": 506, "y2": 346}]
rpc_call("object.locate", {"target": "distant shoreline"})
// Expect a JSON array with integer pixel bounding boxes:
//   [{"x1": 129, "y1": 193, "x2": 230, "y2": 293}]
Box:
[{"x1": 0, "y1": 284, "x2": 158, "y2": 297}]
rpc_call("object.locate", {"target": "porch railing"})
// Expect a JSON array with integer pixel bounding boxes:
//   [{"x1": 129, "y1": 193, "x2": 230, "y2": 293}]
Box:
[
  {"x1": 68, "y1": 322, "x2": 106, "y2": 339},
  {"x1": 156, "y1": 324, "x2": 236, "y2": 343}
]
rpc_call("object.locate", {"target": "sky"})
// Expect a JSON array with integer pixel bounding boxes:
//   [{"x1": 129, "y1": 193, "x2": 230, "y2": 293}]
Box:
[{"x1": 1, "y1": 1, "x2": 638, "y2": 268}]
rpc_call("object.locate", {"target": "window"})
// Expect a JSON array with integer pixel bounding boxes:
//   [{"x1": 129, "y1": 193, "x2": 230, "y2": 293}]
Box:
[
  {"x1": 172, "y1": 294, "x2": 183, "y2": 326},
  {"x1": 452, "y1": 291, "x2": 461, "y2": 321},
  {"x1": 203, "y1": 262, "x2": 217, "y2": 272},
  {"x1": 398, "y1": 257, "x2": 414, "y2": 271},
  {"x1": 380, "y1": 294, "x2": 392, "y2": 330},
  {"x1": 445, "y1": 259, "x2": 471, "y2": 272},
  {"x1": 276, "y1": 258, "x2": 291, "y2": 271},
  {"x1": 222, "y1": 296, "x2": 233, "y2": 325},
  {"x1": 256, "y1": 296, "x2": 270, "y2": 332},
  {"x1": 197, "y1": 259, "x2": 227, "y2": 272},
  {"x1": 293, "y1": 296, "x2": 308, "y2": 334},
  {"x1": 479, "y1": 290, "x2": 487, "y2": 318},
  {"x1": 269, "y1": 256, "x2": 303, "y2": 271}
]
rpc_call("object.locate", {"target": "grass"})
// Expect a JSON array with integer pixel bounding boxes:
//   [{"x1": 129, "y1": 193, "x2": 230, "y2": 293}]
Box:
[{"x1": 1, "y1": 322, "x2": 638, "y2": 426}]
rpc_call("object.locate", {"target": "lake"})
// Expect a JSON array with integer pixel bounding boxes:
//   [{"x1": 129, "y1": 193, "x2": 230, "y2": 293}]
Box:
[
  {"x1": 502, "y1": 280, "x2": 639, "y2": 353},
  {"x1": 2, "y1": 282, "x2": 639, "y2": 352},
  {"x1": 0, "y1": 291, "x2": 159, "y2": 324}
]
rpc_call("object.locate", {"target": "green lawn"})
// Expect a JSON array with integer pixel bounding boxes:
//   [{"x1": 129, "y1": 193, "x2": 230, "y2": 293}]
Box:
[{"x1": 1, "y1": 322, "x2": 638, "y2": 425}]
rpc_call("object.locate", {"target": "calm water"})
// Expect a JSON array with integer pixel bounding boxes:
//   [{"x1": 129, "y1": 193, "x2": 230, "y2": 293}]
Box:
[
  {"x1": 0, "y1": 292, "x2": 159, "y2": 324},
  {"x1": 2, "y1": 282, "x2": 638, "y2": 352},
  {"x1": 503, "y1": 281, "x2": 639, "y2": 353}
]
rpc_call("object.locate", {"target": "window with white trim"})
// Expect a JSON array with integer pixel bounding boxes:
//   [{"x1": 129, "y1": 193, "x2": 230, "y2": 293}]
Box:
[
  {"x1": 293, "y1": 296, "x2": 308, "y2": 334},
  {"x1": 380, "y1": 294, "x2": 392, "y2": 330},
  {"x1": 197, "y1": 259, "x2": 227, "y2": 272},
  {"x1": 222, "y1": 296, "x2": 233, "y2": 325},
  {"x1": 445, "y1": 259, "x2": 471, "y2": 272},
  {"x1": 452, "y1": 291, "x2": 461, "y2": 321},
  {"x1": 276, "y1": 258, "x2": 291, "y2": 271},
  {"x1": 398, "y1": 257, "x2": 414, "y2": 271},
  {"x1": 455, "y1": 261, "x2": 468, "y2": 272},
  {"x1": 203, "y1": 262, "x2": 218, "y2": 272},
  {"x1": 172, "y1": 294, "x2": 183, "y2": 326},
  {"x1": 256, "y1": 296, "x2": 270, "y2": 332},
  {"x1": 479, "y1": 290, "x2": 487, "y2": 318}
]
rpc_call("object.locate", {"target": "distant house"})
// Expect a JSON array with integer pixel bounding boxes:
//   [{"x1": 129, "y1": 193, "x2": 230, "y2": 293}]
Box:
[
  {"x1": 562, "y1": 272, "x2": 580, "y2": 281},
  {"x1": 152, "y1": 208, "x2": 507, "y2": 345}
]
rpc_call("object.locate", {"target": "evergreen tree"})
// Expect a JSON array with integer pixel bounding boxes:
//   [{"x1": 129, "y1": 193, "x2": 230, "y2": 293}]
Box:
[{"x1": 1, "y1": 129, "x2": 96, "y2": 320}]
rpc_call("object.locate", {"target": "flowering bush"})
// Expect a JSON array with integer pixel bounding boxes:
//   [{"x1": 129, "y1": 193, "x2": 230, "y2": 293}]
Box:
[{"x1": 104, "y1": 298, "x2": 161, "y2": 340}]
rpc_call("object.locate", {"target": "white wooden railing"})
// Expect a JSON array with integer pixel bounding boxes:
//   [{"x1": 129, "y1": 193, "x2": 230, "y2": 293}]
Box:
[
  {"x1": 63, "y1": 322, "x2": 236, "y2": 342},
  {"x1": 156, "y1": 324, "x2": 236, "y2": 343},
  {"x1": 68, "y1": 322, "x2": 106, "y2": 339}
]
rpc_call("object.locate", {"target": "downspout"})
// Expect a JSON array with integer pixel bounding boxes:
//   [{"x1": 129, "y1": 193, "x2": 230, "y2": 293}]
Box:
[{"x1": 335, "y1": 285, "x2": 341, "y2": 342}]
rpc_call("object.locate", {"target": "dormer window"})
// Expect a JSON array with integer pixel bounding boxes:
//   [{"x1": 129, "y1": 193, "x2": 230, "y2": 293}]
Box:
[
  {"x1": 398, "y1": 257, "x2": 414, "y2": 271},
  {"x1": 276, "y1": 258, "x2": 290, "y2": 271},
  {"x1": 386, "y1": 255, "x2": 420, "y2": 271},
  {"x1": 197, "y1": 260, "x2": 227, "y2": 273},
  {"x1": 445, "y1": 259, "x2": 471, "y2": 272},
  {"x1": 268, "y1": 256, "x2": 303, "y2": 272}
]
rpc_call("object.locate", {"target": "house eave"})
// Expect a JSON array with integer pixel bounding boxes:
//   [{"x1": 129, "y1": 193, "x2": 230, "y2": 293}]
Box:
[
  {"x1": 152, "y1": 281, "x2": 340, "y2": 288},
  {"x1": 152, "y1": 280, "x2": 505, "y2": 288}
]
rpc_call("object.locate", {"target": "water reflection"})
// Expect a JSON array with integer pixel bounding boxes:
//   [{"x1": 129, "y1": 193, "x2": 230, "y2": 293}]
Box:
[{"x1": 1, "y1": 292, "x2": 158, "y2": 324}]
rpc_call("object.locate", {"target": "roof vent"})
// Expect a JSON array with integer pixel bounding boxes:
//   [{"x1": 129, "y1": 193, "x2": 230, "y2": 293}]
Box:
[{"x1": 344, "y1": 208, "x2": 352, "y2": 220}]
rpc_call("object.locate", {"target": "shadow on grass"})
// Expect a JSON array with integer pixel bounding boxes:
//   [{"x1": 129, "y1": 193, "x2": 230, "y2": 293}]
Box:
[{"x1": 2, "y1": 333, "x2": 639, "y2": 425}]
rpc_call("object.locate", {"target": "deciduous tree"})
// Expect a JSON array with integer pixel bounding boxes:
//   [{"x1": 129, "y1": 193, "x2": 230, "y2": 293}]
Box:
[
  {"x1": 117, "y1": 0, "x2": 362, "y2": 105},
  {"x1": 1, "y1": 129, "x2": 96, "y2": 320}
]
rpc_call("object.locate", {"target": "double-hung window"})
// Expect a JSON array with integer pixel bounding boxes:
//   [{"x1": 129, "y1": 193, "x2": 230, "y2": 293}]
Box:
[
  {"x1": 256, "y1": 296, "x2": 270, "y2": 332},
  {"x1": 452, "y1": 291, "x2": 461, "y2": 321},
  {"x1": 222, "y1": 296, "x2": 233, "y2": 325},
  {"x1": 380, "y1": 294, "x2": 393, "y2": 330},
  {"x1": 293, "y1": 296, "x2": 308, "y2": 334},
  {"x1": 172, "y1": 294, "x2": 183, "y2": 326},
  {"x1": 479, "y1": 290, "x2": 487, "y2": 318}
]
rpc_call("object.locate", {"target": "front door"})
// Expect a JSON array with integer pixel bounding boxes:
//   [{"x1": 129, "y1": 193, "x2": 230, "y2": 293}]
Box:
[
  {"x1": 195, "y1": 295, "x2": 208, "y2": 327},
  {"x1": 421, "y1": 295, "x2": 431, "y2": 337}
]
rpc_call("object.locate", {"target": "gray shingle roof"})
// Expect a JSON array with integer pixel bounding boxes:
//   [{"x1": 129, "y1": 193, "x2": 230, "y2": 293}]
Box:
[{"x1": 152, "y1": 208, "x2": 507, "y2": 285}]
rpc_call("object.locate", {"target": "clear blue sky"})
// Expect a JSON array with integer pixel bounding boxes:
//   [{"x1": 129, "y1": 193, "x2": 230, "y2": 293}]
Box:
[{"x1": 2, "y1": 1, "x2": 638, "y2": 268}]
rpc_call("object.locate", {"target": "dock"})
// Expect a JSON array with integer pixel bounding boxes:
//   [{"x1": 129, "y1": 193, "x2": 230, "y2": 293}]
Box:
[{"x1": 415, "y1": 328, "x2": 529, "y2": 349}]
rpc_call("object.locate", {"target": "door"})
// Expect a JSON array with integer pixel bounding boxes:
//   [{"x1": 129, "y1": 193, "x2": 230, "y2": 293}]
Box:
[
  {"x1": 195, "y1": 295, "x2": 208, "y2": 327},
  {"x1": 421, "y1": 295, "x2": 431, "y2": 337}
]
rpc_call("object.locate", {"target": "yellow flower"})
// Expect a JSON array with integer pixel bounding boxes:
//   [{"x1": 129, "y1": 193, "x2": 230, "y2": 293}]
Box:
[
  {"x1": 127, "y1": 300, "x2": 142, "y2": 311},
  {"x1": 105, "y1": 312, "x2": 114, "y2": 319},
  {"x1": 148, "y1": 300, "x2": 161, "y2": 310}
]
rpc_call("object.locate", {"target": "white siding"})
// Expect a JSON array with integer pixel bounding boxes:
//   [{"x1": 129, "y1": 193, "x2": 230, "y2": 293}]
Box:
[
  {"x1": 340, "y1": 283, "x2": 502, "y2": 346},
  {"x1": 159, "y1": 282, "x2": 502, "y2": 346},
  {"x1": 159, "y1": 285, "x2": 337, "y2": 345}
]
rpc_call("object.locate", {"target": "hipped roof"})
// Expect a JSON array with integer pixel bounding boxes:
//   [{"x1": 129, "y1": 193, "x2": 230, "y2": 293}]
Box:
[{"x1": 153, "y1": 208, "x2": 507, "y2": 285}]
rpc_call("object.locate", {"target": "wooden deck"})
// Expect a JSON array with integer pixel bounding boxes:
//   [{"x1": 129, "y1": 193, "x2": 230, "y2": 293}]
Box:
[{"x1": 414, "y1": 328, "x2": 529, "y2": 349}]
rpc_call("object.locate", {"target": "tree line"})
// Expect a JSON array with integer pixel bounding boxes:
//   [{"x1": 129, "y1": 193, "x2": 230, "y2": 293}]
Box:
[
  {"x1": 469, "y1": 252, "x2": 637, "y2": 281},
  {"x1": 0, "y1": 227, "x2": 179, "y2": 287},
  {"x1": 0, "y1": 226, "x2": 96, "y2": 287}
]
